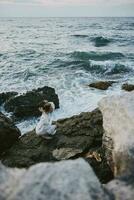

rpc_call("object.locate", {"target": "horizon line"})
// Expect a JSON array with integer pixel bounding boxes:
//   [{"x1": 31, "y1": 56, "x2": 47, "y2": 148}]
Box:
[{"x1": 0, "y1": 16, "x2": 134, "y2": 18}]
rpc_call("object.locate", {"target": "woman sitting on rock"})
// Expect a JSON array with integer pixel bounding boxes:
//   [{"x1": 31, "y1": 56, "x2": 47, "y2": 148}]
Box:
[{"x1": 36, "y1": 100, "x2": 56, "y2": 139}]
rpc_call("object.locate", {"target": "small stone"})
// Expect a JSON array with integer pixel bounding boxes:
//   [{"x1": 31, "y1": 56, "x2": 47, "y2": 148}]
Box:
[
  {"x1": 89, "y1": 81, "x2": 115, "y2": 90},
  {"x1": 53, "y1": 148, "x2": 83, "y2": 160},
  {"x1": 122, "y1": 83, "x2": 134, "y2": 92}
]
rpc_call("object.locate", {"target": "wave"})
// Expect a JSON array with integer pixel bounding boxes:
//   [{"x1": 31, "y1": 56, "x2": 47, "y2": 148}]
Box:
[
  {"x1": 91, "y1": 36, "x2": 111, "y2": 47},
  {"x1": 89, "y1": 61, "x2": 132, "y2": 76},
  {"x1": 49, "y1": 58, "x2": 132, "y2": 76},
  {"x1": 16, "y1": 49, "x2": 45, "y2": 59},
  {"x1": 16, "y1": 49, "x2": 36, "y2": 57},
  {"x1": 69, "y1": 51, "x2": 125, "y2": 61},
  {"x1": 49, "y1": 59, "x2": 90, "y2": 70}
]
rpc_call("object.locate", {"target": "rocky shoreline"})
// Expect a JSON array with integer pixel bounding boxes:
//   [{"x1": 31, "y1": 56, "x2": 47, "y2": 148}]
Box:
[{"x1": 0, "y1": 85, "x2": 134, "y2": 200}]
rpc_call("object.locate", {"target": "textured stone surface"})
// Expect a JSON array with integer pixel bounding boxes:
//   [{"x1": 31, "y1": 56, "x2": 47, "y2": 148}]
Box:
[
  {"x1": 122, "y1": 83, "x2": 134, "y2": 92},
  {"x1": 0, "y1": 163, "x2": 25, "y2": 200},
  {"x1": 52, "y1": 148, "x2": 83, "y2": 160},
  {"x1": 89, "y1": 81, "x2": 115, "y2": 90},
  {"x1": 99, "y1": 91, "x2": 134, "y2": 175},
  {"x1": 1, "y1": 108, "x2": 103, "y2": 168},
  {"x1": 0, "y1": 92, "x2": 18, "y2": 105},
  {"x1": 4, "y1": 86, "x2": 59, "y2": 120},
  {"x1": 0, "y1": 159, "x2": 108, "y2": 200},
  {"x1": 105, "y1": 169, "x2": 134, "y2": 200},
  {"x1": 0, "y1": 112, "x2": 21, "y2": 155}
]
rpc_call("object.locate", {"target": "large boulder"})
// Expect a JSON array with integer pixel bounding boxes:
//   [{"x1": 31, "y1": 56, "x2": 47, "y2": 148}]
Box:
[
  {"x1": 1, "y1": 108, "x2": 103, "y2": 168},
  {"x1": 4, "y1": 86, "x2": 59, "y2": 120},
  {"x1": 99, "y1": 91, "x2": 134, "y2": 176},
  {"x1": 0, "y1": 159, "x2": 109, "y2": 200},
  {"x1": 1, "y1": 109, "x2": 113, "y2": 183},
  {"x1": 0, "y1": 112, "x2": 21, "y2": 156}
]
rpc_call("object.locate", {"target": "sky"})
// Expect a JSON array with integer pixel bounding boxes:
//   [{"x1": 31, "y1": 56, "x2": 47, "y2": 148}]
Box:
[{"x1": 0, "y1": 0, "x2": 134, "y2": 17}]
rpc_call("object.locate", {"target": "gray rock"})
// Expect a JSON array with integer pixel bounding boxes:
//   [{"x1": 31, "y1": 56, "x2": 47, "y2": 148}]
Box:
[
  {"x1": 105, "y1": 172, "x2": 134, "y2": 200},
  {"x1": 0, "y1": 163, "x2": 25, "y2": 200},
  {"x1": 0, "y1": 159, "x2": 109, "y2": 200},
  {"x1": 52, "y1": 148, "x2": 83, "y2": 160},
  {"x1": 99, "y1": 91, "x2": 134, "y2": 176}
]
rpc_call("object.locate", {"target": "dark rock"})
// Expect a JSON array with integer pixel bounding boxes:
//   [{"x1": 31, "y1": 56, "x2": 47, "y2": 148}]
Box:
[
  {"x1": 0, "y1": 112, "x2": 21, "y2": 156},
  {"x1": 1, "y1": 109, "x2": 103, "y2": 168},
  {"x1": 85, "y1": 147, "x2": 114, "y2": 184},
  {"x1": 0, "y1": 92, "x2": 18, "y2": 105},
  {"x1": 92, "y1": 36, "x2": 111, "y2": 47},
  {"x1": 4, "y1": 86, "x2": 59, "y2": 120},
  {"x1": 89, "y1": 81, "x2": 115, "y2": 90},
  {"x1": 122, "y1": 83, "x2": 134, "y2": 92},
  {"x1": 1, "y1": 108, "x2": 113, "y2": 183}
]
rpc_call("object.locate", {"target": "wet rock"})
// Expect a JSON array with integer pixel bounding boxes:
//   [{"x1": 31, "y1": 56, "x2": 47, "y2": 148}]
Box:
[
  {"x1": 89, "y1": 81, "x2": 115, "y2": 90},
  {"x1": 99, "y1": 91, "x2": 134, "y2": 176},
  {"x1": 0, "y1": 112, "x2": 21, "y2": 156},
  {"x1": 0, "y1": 159, "x2": 109, "y2": 200},
  {"x1": 92, "y1": 36, "x2": 111, "y2": 47},
  {"x1": 1, "y1": 109, "x2": 103, "y2": 168},
  {"x1": 122, "y1": 83, "x2": 134, "y2": 92},
  {"x1": 4, "y1": 86, "x2": 59, "y2": 120},
  {"x1": 0, "y1": 91, "x2": 18, "y2": 105}
]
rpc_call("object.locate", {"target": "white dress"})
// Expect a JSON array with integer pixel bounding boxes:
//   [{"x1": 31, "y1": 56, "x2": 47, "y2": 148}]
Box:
[{"x1": 36, "y1": 102, "x2": 56, "y2": 136}]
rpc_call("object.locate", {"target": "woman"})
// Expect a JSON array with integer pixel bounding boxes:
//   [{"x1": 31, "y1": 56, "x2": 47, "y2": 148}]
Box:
[{"x1": 36, "y1": 100, "x2": 56, "y2": 139}]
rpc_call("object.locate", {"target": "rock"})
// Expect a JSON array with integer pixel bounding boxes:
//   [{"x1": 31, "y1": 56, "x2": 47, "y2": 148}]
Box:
[
  {"x1": 122, "y1": 83, "x2": 134, "y2": 92},
  {"x1": 99, "y1": 92, "x2": 134, "y2": 176},
  {"x1": 52, "y1": 148, "x2": 83, "y2": 160},
  {"x1": 89, "y1": 81, "x2": 115, "y2": 90},
  {"x1": 1, "y1": 108, "x2": 113, "y2": 183},
  {"x1": 85, "y1": 147, "x2": 114, "y2": 184},
  {"x1": 4, "y1": 86, "x2": 59, "y2": 120},
  {"x1": 0, "y1": 91, "x2": 18, "y2": 105},
  {"x1": 1, "y1": 109, "x2": 103, "y2": 167},
  {"x1": 92, "y1": 36, "x2": 111, "y2": 47},
  {"x1": 105, "y1": 172, "x2": 134, "y2": 200},
  {"x1": 0, "y1": 159, "x2": 109, "y2": 200},
  {"x1": 0, "y1": 112, "x2": 21, "y2": 156},
  {"x1": 0, "y1": 163, "x2": 25, "y2": 200}
]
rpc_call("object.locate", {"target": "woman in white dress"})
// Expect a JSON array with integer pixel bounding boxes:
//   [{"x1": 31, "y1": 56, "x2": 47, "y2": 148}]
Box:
[{"x1": 36, "y1": 100, "x2": 56, "y2": 139}]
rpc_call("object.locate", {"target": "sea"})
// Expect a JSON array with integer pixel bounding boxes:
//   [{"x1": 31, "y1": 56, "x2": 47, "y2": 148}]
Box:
[{"x1": 0, "y1": 17, "x2": 134, "y2": 133}]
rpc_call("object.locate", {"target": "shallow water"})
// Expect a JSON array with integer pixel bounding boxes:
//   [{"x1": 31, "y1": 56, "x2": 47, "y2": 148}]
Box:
[{"x1": 0, "y1": 17, "x2": 134, "y2": 133}]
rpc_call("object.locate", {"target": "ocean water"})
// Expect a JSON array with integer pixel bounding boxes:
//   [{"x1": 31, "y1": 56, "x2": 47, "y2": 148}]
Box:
[{"x1": 0, "y1": 17, "x2": 134, "y2": 133}]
